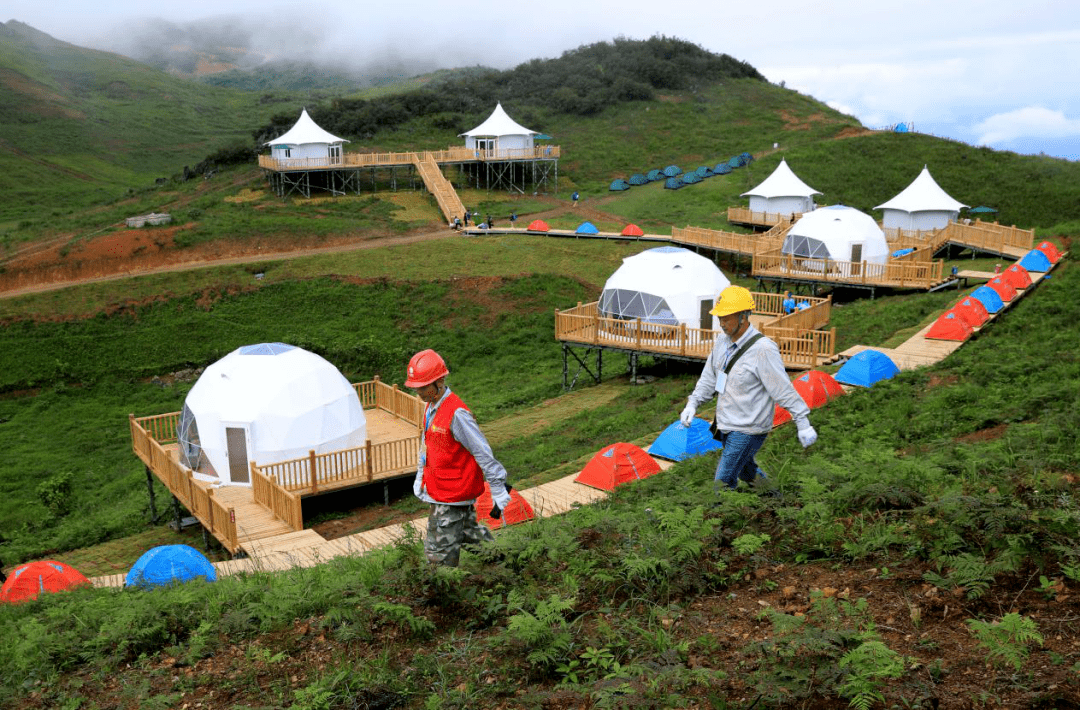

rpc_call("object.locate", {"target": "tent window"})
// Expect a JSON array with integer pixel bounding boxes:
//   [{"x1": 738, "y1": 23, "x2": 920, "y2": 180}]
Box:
[
  {"x1": 782, "y1": 234, "x2": 830, "y2": 259},
  {"x1": 599, "y1": 288, "x2": 677, "y2": 325},
  {"x1": 178, "y1": 404, "x2": 204, "y2": 471}
]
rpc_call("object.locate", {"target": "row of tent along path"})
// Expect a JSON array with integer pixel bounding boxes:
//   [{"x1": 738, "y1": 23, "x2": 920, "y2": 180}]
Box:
[
  {"x1": 1, "y1": 244, "x2": 1064, "y2": 601},
  {"x1": 609, "y1": 152, "x2": 755, "y2": 192}
]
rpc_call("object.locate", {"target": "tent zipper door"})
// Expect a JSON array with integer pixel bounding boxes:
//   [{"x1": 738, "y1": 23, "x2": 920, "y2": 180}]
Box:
[{"x1": 224, "y1": 424, "x2": 252, "y2": 484}]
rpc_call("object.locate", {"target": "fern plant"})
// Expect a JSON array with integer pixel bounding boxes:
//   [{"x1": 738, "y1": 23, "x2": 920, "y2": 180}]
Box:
[
  {"x1": 923, "y1": 551, "x2": 1021, "y2": 599},
  {"x1": 966, "y1": 613, "x2": 1043, "y2": 672},
  {"x1": 503, "y1": 591, "x2": 577, "y2": 672}
]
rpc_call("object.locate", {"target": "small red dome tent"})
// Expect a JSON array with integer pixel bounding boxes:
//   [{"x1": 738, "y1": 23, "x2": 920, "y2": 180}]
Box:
[
  {"x1": 1001, "y1": 263, "x2": 1032, "y2": 290},
  {"x1": 620, "y1": 223, "x2": 645, "y2": 237},
  {"x1": 1035, "y1": 241, "x2": 1061, "y2": 264},
  {"x1": 527, "y1": 219, "x2": 550, "y2": 232},
  {"x1": 1, "y1": 560, "x2": 90, "y2": 604},
  {"x1": 476, "y1": 482, "x2": 535, "y2": 530},
  {"x1": 925, "y1": 310, "x2": 974, "y2": 341},
  {"x1": 952, "y1": 297, "x2": 989, "y2": 328},
  {"x1": 987, "y1": 276, "x2": 1018, "y2": 302},
  {"x1": 793, "y1": 376, "x2": 829, "y2": 409},
  {"x1": 575, "y1": 442, "x2": 662, "y2": 491},
  {"x1": 795, "y1": 370, "x2": 844, "y2": 404}
]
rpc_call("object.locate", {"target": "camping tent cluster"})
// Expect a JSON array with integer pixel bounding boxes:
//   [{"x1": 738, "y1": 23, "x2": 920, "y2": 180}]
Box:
[
  {"x1": 523, "y1": 220, "x2": 647, "y2": 238},
  {"x1": 609, "y1": 152, "x2": 753, "y2": 193}
]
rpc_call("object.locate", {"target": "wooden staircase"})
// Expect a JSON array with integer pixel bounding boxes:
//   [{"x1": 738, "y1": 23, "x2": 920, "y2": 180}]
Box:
[{"x1": 413, "y1": 152, "x2": 465, "y2": 223}]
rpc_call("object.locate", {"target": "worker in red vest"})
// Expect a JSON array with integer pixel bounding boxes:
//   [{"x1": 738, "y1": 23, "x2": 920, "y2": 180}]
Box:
[{"x1": 407, "y1": 349, "x2": 512, "y2": 566}]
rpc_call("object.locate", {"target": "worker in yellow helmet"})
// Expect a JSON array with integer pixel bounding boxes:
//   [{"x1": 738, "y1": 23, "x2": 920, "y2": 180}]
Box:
[{"x1": 679, "y1": 286, "x2": 817, "y2": 492}]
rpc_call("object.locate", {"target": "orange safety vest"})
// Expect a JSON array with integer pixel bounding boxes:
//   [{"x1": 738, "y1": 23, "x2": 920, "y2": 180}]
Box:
[{"x1": 422, "y1": 393, "x2": 485, "y2": 503}]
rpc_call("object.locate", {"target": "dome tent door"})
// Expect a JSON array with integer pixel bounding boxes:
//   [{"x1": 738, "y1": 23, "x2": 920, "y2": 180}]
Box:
[{"x1": 225, "y1": 424, "x2": 251, "y2": 484}]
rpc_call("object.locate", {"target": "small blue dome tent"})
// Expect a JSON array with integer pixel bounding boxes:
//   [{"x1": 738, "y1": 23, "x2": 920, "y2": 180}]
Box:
[
  {"x1": 970, "y1": 285, "x2": 1005, "y2": 314},
  {"x1": 738, "y1": 151, "x2": 754, "y2": 166},
  {"x1": 628, "y1": 173, "x2": 649, "y2": 186},
  {"x1": 664, "y1": 177, "x2": 686, "y2": 190},
  {"x1": 1017, "y1": 249, "x2": 1052, "y2": 273},
  {"x1": 648, "y1": 418, "x2": 723, "y2": 462},
  {"x1": 609, "y1": 179, "x2": 631, "y2": 191},
  {"x1": 714, "y1": 163, "x2": 732, "y2": 175},
  {"x1": 727, "y1": 156, "x2": 742, "y2": 169},
  {"x1": 694, "y1": 165, "x2": 715, "y2": 178},
  {"x1": 681, "y1": 172, "x2": 703, "y2": 185},
  {"x1": 125, "y1": 544, "x2": 217, "y2": 588},
  {"x1": 834, "y1": 350, "x2": 899, "y2": 387},
  {"x1": 646, "y1": 169, "x2": 664, "y2": 182},
  {"x1": 662, "y1": 165, "x2": 682, "y2": 177},
  {"x1": 575, "y1": 221, "x2": 599, "y2": 235}
]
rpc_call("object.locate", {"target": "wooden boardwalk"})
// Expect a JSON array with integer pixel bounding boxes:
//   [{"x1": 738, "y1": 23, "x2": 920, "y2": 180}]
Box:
[{"x1": 90, "y1": 463, "x2": 673, "y2": 588}]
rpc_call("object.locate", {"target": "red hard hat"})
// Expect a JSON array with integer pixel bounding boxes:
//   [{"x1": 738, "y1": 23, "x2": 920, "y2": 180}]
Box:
[{"x1": 405, "y1": 349, "x2": 449, "y2": 388}]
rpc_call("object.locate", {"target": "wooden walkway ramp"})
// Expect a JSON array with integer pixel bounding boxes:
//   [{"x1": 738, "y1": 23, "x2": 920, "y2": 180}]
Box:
[
  {"x1": 90, "y1": 463, "x2": 673, "y2": 588},
  {"x1": 413, "y1": 153, "x2": 465, "y2": 223}
]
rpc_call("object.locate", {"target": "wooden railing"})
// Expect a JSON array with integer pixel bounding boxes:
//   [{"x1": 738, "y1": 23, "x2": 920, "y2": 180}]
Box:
[
  {"x1": 940, "y1": 219, "x2": 1034, "y2": 254},
  {"x1": 413, "y1": 152, "x2": 466, "y2": 222},
  {"x1": 251, "y1": 466, "x2": 303, "y2": 530},
  {"x1": 554, "y1": 295, "x2": 835, "y2": 368},
  {"x1": 129, "y1": 414, "x2": 240, "y2": 552},
  {"x1": 258, "y1": 145, "x2": 560, "y2": 172},
  {"x1": 671, "y1": 224, "x2": 787, "y2": 256},
  {"x1": 727, "y1": 206, "x2": 808, "y2": 227},
  {"x1": 752, "y1": 248, "x2": 945, "y2": 288}
]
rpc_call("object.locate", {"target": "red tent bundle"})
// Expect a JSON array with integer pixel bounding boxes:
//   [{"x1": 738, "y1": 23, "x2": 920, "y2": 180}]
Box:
[
  {"x1": 987, "y1": 276, "x2": 1018, "y2": 302},
  {"x1": 575, "y1": 442, "x2": 662, "y2": 491},
  {"x1": 1001, "y1": 263, "x2": 1032, "y2": 290},
  {"x1": 1, "y1": 560, "x2": 90, "y2": 604},
  {"x1": 1035, "y1": 241, "x2": 1062, "y2": 264},
  {"x1": 526, "y1": 219, "x2": 550, "y2": 232},
  {"x1": 476, "y1": 483, "x2": 536, "y2": 530},
  {"x1": 620, "y1": 223, "x2": 645, "y2": 237},
  {"x1": 952, "y1": 297, "x2": 989, "y2": 327},
  {"x1": 925, "y1": 310, "x2": 974, "y2": 341}
]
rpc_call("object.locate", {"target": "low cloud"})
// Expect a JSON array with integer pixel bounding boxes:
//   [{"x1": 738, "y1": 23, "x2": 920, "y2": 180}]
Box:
[{"x1": 974, "y1": 107, "x2": 1080, "y2": 146}]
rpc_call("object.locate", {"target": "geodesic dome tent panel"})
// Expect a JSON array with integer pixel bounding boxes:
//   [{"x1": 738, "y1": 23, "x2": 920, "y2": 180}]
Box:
[
  {"x1": 781, "y1": 233, "x2": 831, "y2": 259},
  {"x1": 609, "y1": 179, "x2": 630, "y2": 191},
  {"x1": 180, "y1": 343, "x2": 366, "y2": 486},
  {"x1": 784, "y1": 205, "x2": 889, "y2": 264},
  {"x1": 628, "y1": 173, "x2": 649, "y2": 186},
  {"x1": 664, "y1": 177, "x2": 685, "y2": 190},
  {"x1": 646, "y1": 169, "x2": 664, "y2": 182},
  {"x1": 599, "y1": 246, "x2": 730, "y2": 329},
  {"x1": 662, "y1": 165, "x2": 682, "y2": 177}
]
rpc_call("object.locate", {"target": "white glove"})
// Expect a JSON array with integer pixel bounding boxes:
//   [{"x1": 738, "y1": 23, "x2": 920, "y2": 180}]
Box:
[
  {"x1": 491, "y1": 485, "x2": 512, "y2": 511},
  {"x1": 797, "y1": 424, "x2": 818, "y2": 448},
  {"x1": 680, "y1": 403, "x2": 697, "y2": 427}
]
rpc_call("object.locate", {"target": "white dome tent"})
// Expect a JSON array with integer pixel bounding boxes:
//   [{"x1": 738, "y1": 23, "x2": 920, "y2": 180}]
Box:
[
  {"x1": 460, "y1": 102, "x2": 538, "y2": 157},
  {"x1": 264, "y1": 108, "x2": 349, "y2": 164},
  {"x1": 875, "y1": 165, "x2": 968, "y2": 231},
  {"x1": 782, "y1": 205, "x2": 889, "y2": 275},
  {"x1": 741, "y1": 158, "x2": 821, "y2": 217},
  {"x1": 178, "y1": 343, "x2": 367, "y2": 487},
  {"x1": 599, "y1": 247, "x2": 731, "y2": 333}
]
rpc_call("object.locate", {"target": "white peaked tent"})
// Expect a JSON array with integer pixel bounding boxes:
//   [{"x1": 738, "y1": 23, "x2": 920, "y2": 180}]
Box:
[
  {"x1": 741, "y1": 159, "x2": 821, "y2": 216},
  {"x1": 264, "y1": 109, "x2": 349, "y2": 162},
  {"x1": 460, "y1": 102, "x2": 538, "y2": 154},
  {"x1": 875, "y1": 165, "x2": 968, "y2": 231},
  {"x1": 783, "y1": 205, "x2": 889, "y2": 265},
  {"x1": 599, "y1": 247, "x2": 731, "y2": 331},
  {"x1": 178, "y1": 344, "x2": 367, "y2": 486}
]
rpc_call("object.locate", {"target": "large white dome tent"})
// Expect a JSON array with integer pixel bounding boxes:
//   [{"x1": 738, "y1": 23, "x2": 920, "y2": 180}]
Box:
[
  {"x1": 599, "y1": 247, "x2": 731, "y2": 332},
  {"x1": 782, "y1": 205, "x2": 889, "y2": 274},
  {"x1": 178, "y1": 343, "x2": 367, "y2": 486}
]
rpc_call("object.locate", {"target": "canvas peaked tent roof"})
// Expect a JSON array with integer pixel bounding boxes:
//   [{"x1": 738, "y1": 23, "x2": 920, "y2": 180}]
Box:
[
  {"x1": 264, "y1": 108, "x2": 348, "y2": 147},
  {"x1": 460, "y1": 102, "x2": 538, "y2": 138},
  {"x1": 875, "y1": 166, "x2": 967, "y2": 213},
  {"x1": 742, "y1": 159, "x2": 821, "y2": 200}
]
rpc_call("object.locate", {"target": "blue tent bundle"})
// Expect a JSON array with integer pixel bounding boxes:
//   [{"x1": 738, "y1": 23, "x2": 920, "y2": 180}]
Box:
[
  {"x1": 662, "y1": 165, "x2": 682, "y2": 177},
  {"x1": 834, "y1": 350, "x2": 899, "y2": 387},
  {"x1": 646, "y1": 169, "x2": 664, "y2": 182},
  {"x1": 727, "y1": 156, "x2": 742, "y2": 169},
  {"x1": 664, "y1": 177, "x2": 686, "y2": 190},
  {"x1": 628, "y1": 173, "x2": 649, "y2": 186},
  {"x1": 737, "y1": 151, "x2": 754, "y2": 166},
  {"x1": 681, "y1": 172, "x2": 703, "y2": 185},
  {"x1": 694, "y1": 165, "x2": 715, "y2": 178},
  {"x1": 713, "y1": 163, "x2": 732, "y2": 175},
  {"x1": 648, "y1": 418, "x2": 723, "y2": 461},
  {"x1": 970, "y1": 285, "x2": 1004, "y2": 314},
  {"x1": 1017, "y1": 249, "x2": 1052, "y2": 273},
  {"x1": 609, "y1": 179, "x2": 631, "y2": 191},
  {"x1": 126, "y1": 544, "x2": 217, "y2": 588},
  {"x1": 575, "y1": 221, "x2": 599, "y2": 234}
]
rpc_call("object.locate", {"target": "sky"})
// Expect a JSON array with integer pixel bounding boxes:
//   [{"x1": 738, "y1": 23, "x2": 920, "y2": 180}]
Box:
[{"x1": 5, "y1": 0, "x2": 1079, "y2": 161}]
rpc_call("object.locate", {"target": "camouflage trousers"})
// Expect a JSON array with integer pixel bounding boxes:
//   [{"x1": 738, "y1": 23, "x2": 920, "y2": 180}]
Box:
[{"x1": 425, "y1": 503, "x2": 494, "y2": 567}]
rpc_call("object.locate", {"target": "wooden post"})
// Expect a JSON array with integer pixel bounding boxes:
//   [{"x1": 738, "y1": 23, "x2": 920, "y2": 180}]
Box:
[
  {"x1": 309, "y1": 450, "x2": 318, "y2": 495},
  {"x1": 679, "y1": 323, "x2": 687, "y2": 356},
  {"x1": 635, "y1": 318, "x2": 642, "y2": 349},
  {"x1": 207, "y1": 487, "x2": 214, "y2": 533},
  {"x1": 365, "y1": 440, "x2": 374, "y2": 482}
]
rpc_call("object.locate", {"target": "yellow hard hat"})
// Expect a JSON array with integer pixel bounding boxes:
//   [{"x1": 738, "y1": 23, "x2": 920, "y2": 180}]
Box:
[{"x1": 710, "y1": 285, "x2": 755, "y2": 317}]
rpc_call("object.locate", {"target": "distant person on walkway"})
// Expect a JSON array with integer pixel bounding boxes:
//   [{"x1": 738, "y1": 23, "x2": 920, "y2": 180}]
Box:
[
  {"x1": 452, "y1": 216, "x2": 462, "y2": 230},
  {"x1": 571, "y1": 191, "x2": 580, "y2": 208},
  {"x1": 782, "y1": 290, "x2": 796, "y2": 314},
  {"x1": 462, "y1": 210, "x2": 469, "y2": 227},
  {"x1": 487, "y1": 214, "x2": 494, "y2": 229},
  {"x1": 510, "y1": 211, "x2": 517, "y2": 226},
  {"x1": 407, "y1": 349, "x2": 512, "y2": 567},
  {"x1": 680, "y1": 286, "x2": 817, "y2": 493}
]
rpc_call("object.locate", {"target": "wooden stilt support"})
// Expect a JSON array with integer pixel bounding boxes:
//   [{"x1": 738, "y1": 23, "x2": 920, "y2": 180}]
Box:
[{"x1": 145, "y1": 466, "x2": 158, "y2": 524}]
